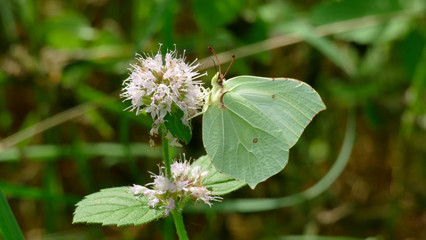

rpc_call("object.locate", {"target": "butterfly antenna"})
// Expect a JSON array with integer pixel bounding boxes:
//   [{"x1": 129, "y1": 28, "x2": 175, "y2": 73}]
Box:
[
  {"x1": 223, "y1": 54, "x2": 235, "y2": 78},
  {"x1": 209, "y1": 58, "x2": 218, "y2": 73},
  {"x1": 208, "y1": 46, "x2": 222, "y2": 77}
]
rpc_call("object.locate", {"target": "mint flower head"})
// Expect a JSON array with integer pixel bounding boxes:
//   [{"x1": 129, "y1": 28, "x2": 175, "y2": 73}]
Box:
[
  {"x1": 130, "y1": 158, "x2": 221, "y2": 216},
  {"x1": 121, "y1": 45, "x2": 207, "y2": 136}
]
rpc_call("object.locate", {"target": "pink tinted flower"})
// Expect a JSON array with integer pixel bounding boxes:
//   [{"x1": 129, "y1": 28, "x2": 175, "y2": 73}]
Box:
[
  {"x1": 164, "y1": 198, "x2": 175, "y2": 216},
  {"x1": 148, "y1": 197, "x2": 160, "y2": 207},
  {"x1": 121, "y1": 45, "x2": 208, "y2": 136},
  {"x1": 131, "y1": 156, "x2": 221, "y2": 216},
  {"x1": 171, "y1": 160, "x2": 191, "y2": 178},
  {"x1": 130, "y1": 184, "x2": 147, "y2": 195}
]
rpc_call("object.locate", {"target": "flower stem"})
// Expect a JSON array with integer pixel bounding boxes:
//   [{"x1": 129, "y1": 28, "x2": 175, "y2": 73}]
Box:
[
  {"x1": 161, "y1": 127, "x2": 172, "y2": 178},
  {"x1": 161, "y1": 127, "x2": 189, "y2": 239},
  {"x1": 172, "y1": 210, "x2": 189, "y2": 240}
]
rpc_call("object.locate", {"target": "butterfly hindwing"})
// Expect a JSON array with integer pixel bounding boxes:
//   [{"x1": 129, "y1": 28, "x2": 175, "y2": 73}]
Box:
[{"x1": 202, "y1": 75, "x2": 326, "y2": 188}]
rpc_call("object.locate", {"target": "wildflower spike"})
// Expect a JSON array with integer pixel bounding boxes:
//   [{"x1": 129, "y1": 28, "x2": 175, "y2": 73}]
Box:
[{"x1": 121, "y1": 45, "x2": 208, "y2": 137}]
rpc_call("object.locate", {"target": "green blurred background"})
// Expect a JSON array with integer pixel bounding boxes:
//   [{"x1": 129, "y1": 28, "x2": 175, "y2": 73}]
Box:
[{"x1": 0, "y1": 0, "x2": 425, "y2": 239}]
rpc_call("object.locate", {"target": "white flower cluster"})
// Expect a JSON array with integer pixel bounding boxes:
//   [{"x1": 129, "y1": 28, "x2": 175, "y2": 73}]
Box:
[
  {"x1": 130, "y1": 159, "x2": 221, "y2": 216},
  {"x1": 121, "y1": 45, "x2": 207, "y2": 136}
]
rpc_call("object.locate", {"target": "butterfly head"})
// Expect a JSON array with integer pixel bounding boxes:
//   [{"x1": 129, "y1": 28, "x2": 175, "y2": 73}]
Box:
[{"x1": 208, "y1": 47, "x2": 235, "y2": 87}]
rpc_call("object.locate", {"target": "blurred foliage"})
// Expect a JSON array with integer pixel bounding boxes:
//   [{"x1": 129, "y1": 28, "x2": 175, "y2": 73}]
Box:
[{"x1": 0, "y1": 0, "x2": 425, "y2": 239}]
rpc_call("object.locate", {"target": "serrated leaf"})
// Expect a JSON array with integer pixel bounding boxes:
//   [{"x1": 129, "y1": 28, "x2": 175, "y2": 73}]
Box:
[
  {"x1": 192, "y1": 155, "x2": 246, "y2": 195},
  {"x1": 203, "y1": 75, "x2": 326, "y2": 188},
  {"x1": 164, "y1": 108, "x2": 192, "y2": 144},
  {"x1": 73, "y1": 187, "x2": 165, "y2": 226}
]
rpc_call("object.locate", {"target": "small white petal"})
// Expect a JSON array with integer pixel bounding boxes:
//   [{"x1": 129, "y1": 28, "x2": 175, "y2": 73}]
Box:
[
  {"x1": 130, "y1": 184, "x2": 147, "y2": 195},
  {"x1": 143, "y1": 189, "x2": 156, "y2": 198},
  {"x1": 171, "y1": 161, "x2": 191, "y2": 178},
  {"x1": 148, "y1": 197, "x2": 160, "y2": 207},
  {"x1": 154, "y1": 175, "x2": 172, "y2": 192}
]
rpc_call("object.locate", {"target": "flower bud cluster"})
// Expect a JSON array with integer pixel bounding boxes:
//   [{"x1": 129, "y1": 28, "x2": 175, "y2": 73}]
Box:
[
  {"x1": 131, "y1": 159, "x2": 221, "y2": 216},
  {"x1": 121, "y1": 45, "x2": 207, "y2": 136}
]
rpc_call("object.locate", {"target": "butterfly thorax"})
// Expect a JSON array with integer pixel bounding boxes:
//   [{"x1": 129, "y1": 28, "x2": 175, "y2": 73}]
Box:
[{"x1": 206, "y1": 72, "x2": 227, "y2": 109}]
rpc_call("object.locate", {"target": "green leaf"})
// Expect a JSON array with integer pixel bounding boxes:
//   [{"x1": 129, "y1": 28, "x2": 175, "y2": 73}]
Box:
[
  {"x1": 44, "y1": 11, "x2": 95, "y2": 49},
  {"x1": 192, "y1": 0, "x2": 245, "y2": 30},
  {"x1": 73, "y1": 187, "x2": 165, "y2": 226},
  {"x1": 279, "y1": 20, "x2": 355, "y2": 75},
  {"x1": 164, "y1": 108, "x2": 192, "y2": 144},
  {"x1": 75, "y1": 84, "x2": 152, "y2": 128},
  {"x1": 202, "y1": 74, "x2": 325, "y2": 188},
  {"x1": 309, "y1": 0, "x2": 402, "y2": 26},
  {"x1": 192, "y1": 155, "x2": 246, "y2": 195},
  {"x1": 0, "y1": 187, "x2": 25, "y2": 240}
]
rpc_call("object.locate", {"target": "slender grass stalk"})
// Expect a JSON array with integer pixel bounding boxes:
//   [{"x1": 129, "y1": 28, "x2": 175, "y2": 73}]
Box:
[
  {"x1": 0, "y1": 180, "x2": 79, "y2": 203},
  {"x1": 0, "y1": 187, "x2": 25, "y2": 240}
]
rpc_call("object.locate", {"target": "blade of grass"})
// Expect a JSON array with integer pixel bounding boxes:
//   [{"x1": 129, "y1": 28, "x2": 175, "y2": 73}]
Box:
[
  {"x1": 135, "y1": 0, "x2": 171, "y2": 50},
  {"x1": 0, "y1": 143, "x2": 162, "y2": 162},
  {"x1": 0, "y1": 0, "x2": 17, "y2": 42},
  {"x1": 0, "y1": 102, "x2": 96, "y2": 151},
  {"x1": 275, "y1": 20, "x2": 356, "y2": 76},
  {"x1": 75, "y1": 84, "x2": 152, "y2": 128},
  {"x1": 0, "y1": 181, "x2": 79, "y2": 204},
  {"x1": 43, "y1": 161, "x2": 63, "y2": 232},
  {"x1": 401, "y1": 46, "x2": 426, "y2": 136},
  {"x1": 72, "y1": 139, "x2": 94, "y2": 193},
  {"x1": 296, "y1": 24, "x2": 356, "y2": 76},
  {"x1": 0, "y1": 187, "x2": 25, "y2": 240}
]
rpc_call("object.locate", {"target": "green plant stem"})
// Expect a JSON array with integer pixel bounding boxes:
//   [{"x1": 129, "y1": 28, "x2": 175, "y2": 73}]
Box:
[
  {"x1": 161, "y1": 127, "x2": 189, "y2": 239},
  {"x1": 161, "y1": 127, "x2": 172, "y2": 177},
  {"x1": 0, "y1": 187, "x2": 25, "y2": 240},
  {"x1": 172, "y1": 210, "x2": 189, "y2": 240}
]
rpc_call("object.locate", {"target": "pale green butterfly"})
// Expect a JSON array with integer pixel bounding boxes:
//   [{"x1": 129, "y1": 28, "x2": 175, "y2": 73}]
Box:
[{"x1": 202, "y1": 47, "x2": 326, "y2": 188}]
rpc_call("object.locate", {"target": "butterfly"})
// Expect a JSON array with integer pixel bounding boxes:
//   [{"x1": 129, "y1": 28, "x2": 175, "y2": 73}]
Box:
[{"x1": 202, "y1": 47, "x2": 326, "y2": 188}]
